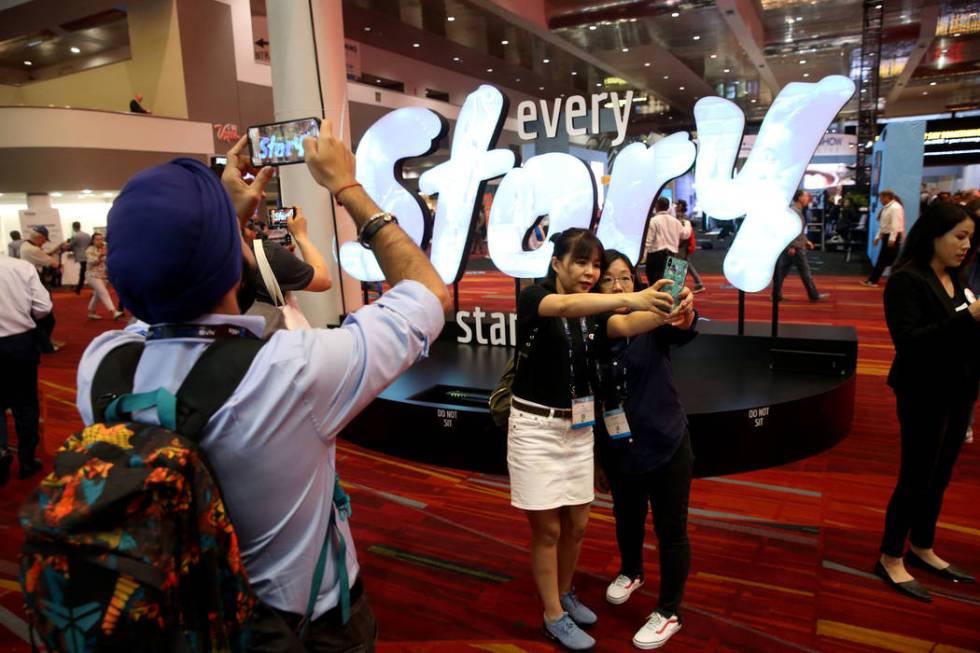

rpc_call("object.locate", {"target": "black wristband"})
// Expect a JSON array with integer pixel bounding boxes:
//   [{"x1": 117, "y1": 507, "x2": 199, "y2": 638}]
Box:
[{"x1": 358, "y1": 212, "x2": 398, "y2": 249}]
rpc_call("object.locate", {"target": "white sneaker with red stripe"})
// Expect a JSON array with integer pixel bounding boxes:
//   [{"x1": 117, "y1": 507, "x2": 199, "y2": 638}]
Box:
[
  {"x1": 632, "y1": 611, "x2": 681, "y2": 649},
  {"x1": 606, "y1": 574, "x2": 644, "y2": 605}
]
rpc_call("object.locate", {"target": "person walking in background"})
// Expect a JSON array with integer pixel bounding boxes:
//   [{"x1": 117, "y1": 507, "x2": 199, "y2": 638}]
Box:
[
  {"x1": 0, "y1": 254, "x2": 51, "y2": 485},
  {"x1": 875, "y1": 203, "x2": 979, "y2": 602},
  {"x1": 84, "y1": 232, "x2": 123, "y2": 321},
  {"x1": 644, "y1": 198, "x2": 690, "y2": 285},
  {"x1": 772, "y1": 190, "x2": 830, "y2": 302},
  {"x1": 18, "y1": 226, "x2": 62, "y2": 353},
  {"x1": 7, "y1": 230, "x2": 22, "y2": 258},
  {"x1": 863, "y1": 190, "x2": 905, "y2": 287},
  {"x1": 65, "y1": 221, "x2": 91, "y2": 294},
  {"x1": 674, "y1": 200, "x2": 705, "y2": 294}
]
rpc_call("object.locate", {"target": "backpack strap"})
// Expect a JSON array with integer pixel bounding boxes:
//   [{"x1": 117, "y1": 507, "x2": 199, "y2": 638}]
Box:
[
  {"x1": 175, "y1": 338, "x2": 266, "y2": 439},
  {"x1": 91, "y1": 342, "x2": 146, "y2": 422}
]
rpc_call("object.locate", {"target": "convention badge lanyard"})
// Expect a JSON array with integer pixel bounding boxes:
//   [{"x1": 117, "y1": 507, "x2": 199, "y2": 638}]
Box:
[
  {"x1": 603, "y1": 341, "x2": 633, "y2": 441},
  {"x1": 146, "y1": 324, "x2": 260, "y2": 341},
  {"x1": 561, "y1": 317, "x2": 595, "y2": 430}
]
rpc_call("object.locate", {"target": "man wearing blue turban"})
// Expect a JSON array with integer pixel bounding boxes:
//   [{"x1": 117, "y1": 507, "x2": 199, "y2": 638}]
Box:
[{"x1": 75, "y1": 129, "x2": 451, "y2": 651}]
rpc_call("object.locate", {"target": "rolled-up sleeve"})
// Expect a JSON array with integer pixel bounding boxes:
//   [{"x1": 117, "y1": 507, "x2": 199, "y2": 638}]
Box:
[{"x1": 305, "y1": 280, "x2": 445, "y2": 438}]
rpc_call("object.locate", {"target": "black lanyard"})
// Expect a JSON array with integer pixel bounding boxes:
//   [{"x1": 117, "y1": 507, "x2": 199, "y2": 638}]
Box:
[
  {"x1": 146, "y1": 324, "x2": 259, "y2": 341},
  {"x1": 560, "y1": 317, "x2": 592, "y2": 400}
]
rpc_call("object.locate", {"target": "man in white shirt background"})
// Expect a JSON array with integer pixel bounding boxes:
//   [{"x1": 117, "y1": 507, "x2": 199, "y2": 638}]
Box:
[
  {"x1": 16, "y1": 226, "x2": 63, "y2": 353},
  {"x1": 863, "y1": 189, "x2": 906, "y2": 287},
  {"x1": 772, "y1": 190, "x2": 830, "y2": 302},
  {"x1": 643, "y1": 197, "x2": 691, "y2": 285},
  {"x1": 0, "y1": 255, "x2": 52, "y2": 485}
]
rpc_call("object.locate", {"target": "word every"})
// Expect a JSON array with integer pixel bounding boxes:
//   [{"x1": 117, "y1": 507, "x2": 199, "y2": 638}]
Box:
[
  {"x1": 455, "y1": 308, "x2": 517, "y2": 346},
  {"x1": 517, "y1": 91, "x2": 635, "y2": 146},
  {"x1": 341, "y1": 77, "x2": 855, "y2": 293}
]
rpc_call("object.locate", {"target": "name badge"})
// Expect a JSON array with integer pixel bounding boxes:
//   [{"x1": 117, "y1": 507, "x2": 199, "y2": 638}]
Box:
[
  {"x1": 603, "y1": 407, "x2": 632, "y2": 440},
  {"x1": 571, "y1": 395, "x2": 595, "y2": 430}
]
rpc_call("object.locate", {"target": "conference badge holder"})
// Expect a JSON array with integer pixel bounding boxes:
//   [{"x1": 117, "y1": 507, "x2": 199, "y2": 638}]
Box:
[
  {"x1": 603, "y1": 406, "x2": 632, "y2": 441},
  {"x1": 571, "y1": 396, "x2": 595, "y2": 430}
]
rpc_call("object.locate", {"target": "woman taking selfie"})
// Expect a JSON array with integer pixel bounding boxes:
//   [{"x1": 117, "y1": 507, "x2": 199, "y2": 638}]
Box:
[
  {"x1": 592, "y1": 250, "x2": 697, "y2": 650},
  {"x1": 876, "y1": 203, "x2": 979, "y2": 601},
  {"x1": 508, "y1": 229, "x2": 674, "y2": 651}
]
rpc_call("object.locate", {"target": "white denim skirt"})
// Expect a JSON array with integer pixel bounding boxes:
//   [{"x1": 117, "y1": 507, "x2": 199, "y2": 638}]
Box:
[{"x1": 507, "y1": 397, "x2": 595, "y2": 511}]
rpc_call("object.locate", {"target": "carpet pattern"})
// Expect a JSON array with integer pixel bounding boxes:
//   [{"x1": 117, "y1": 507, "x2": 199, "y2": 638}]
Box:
[{"x1": 1, "y1": 272, "x2": 978, "y2": 652}]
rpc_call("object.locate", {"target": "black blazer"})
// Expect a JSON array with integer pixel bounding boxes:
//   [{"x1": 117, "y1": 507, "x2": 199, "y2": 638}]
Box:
[{"x1": 884, "y1": 266, "x2": 979, "y2": 395}]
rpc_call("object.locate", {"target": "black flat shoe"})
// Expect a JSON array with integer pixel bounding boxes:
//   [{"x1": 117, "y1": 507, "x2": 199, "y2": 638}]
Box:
[
  {"x1": 906, "y1": 551, "x2": 976, "y2": 584},
  {"x1": 874, "y1": 561, "x2": 932, "y2": 602}
]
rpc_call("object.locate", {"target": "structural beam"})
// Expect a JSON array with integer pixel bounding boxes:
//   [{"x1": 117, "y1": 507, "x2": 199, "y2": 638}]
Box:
[
  {"x1": 884, "y1": 2, "x2": 941, "y2": 112},
  {"x1": 716, "y1": 0, "x2": 781, "y2": 96}
]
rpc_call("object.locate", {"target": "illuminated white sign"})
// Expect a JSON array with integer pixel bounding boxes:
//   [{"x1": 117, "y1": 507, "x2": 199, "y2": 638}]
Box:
[
  {"x1": 517, "y1": 91, "x2": 634, "y2": 147},
  {"x1": 341, "y1": 107, "x2": 445, "y2": 281},
  {"x1": 455, "y1": 307, "x2": 517, "y2": 345},
  {"x1": 419, "y1": 85, "x2": 515, "y2": 283},
  {"x1": 487, "y1": 153, "x2": 596, "y2": 278},
  {"x1": 596, "y1": 132, "x2": 697, "y2": 266},
  {"x1": 334, "y1": 76, "x2": 854, "y2": 293},
  {"x1": 694, "y1": 75, "x2": 855, "y2": 291}
]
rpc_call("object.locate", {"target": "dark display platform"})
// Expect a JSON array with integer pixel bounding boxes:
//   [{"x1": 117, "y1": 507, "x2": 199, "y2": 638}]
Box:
[{"x1": 339, "y1": 320, "x2": 857, "y2": 478}]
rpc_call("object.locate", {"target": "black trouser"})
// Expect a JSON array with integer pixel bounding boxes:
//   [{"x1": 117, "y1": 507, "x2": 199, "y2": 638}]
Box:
[
  {"x1": 867, "y1": 236, "x2": 901, "y2": 284},
  {"x1": 675, "y1": 249, "x2": 703, "y2": 287},
  {"x1": 645, "y1": 250, "x2": 670, "y2": 286},
  {"x1": 247, "y1": 580, "x2": 377, "y2": 652},
  {"x1": 879, "y1": 388, "x2": 975, "y2": 558},
  {"x1": 0, "y1": 331, "x2": 41, "y2": 467},
  {"x1": 74, "y1": 260, "x2": 87, "y2": 293},
  {"x1": 772, "y1": 248, "x2": 820, "y2": 300},
  {"x1": 606, "y1": 432, "x2": 693, "y2": 619},
  {"x1": 34, "y1": 311, "x2": 56, "y2": 353}
]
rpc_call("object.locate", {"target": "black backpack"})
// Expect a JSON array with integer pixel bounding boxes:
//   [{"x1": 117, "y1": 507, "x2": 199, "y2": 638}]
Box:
[{"x1": 19, "y1": 338, "x2": 266, "y2": 652}]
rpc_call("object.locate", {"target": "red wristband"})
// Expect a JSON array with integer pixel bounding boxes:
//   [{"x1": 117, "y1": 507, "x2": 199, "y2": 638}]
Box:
[{"x1": 334, "y1": 182, "x2": 362, "y2": 206}]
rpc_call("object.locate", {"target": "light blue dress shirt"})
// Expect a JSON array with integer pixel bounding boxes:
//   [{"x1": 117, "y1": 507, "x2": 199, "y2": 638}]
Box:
[{"x1": 76, "y1": 280, "x2": 444, "y2": 619}]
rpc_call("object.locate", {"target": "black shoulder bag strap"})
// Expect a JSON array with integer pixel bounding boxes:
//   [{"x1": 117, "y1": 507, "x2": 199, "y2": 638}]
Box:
[
  {"x1": 91, "y1": 342, "x2": 146, "y2": 422},
  {"x1": 175, "y1": 338, "x2": 265, "y2": 440}
]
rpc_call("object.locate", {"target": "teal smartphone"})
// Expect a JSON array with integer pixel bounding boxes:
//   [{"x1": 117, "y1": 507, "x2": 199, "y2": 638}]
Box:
[{"x1": 662, "y1": 256, "x2": 688, "y2": 307}]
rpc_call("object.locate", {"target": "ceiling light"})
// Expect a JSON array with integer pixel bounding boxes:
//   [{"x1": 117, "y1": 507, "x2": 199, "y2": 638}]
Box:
[
  {"x1": 663, "y1": 75, "x2": 669, "y2": 79},
  {"x1": 671, "y1": 12, "x2": 680, "y2": 17},
  {"x1": 954, "y1": 32, "x2": 961, "y2": 37},
  {"x1": 596, "y1": 83, "x2": 602, "y2": 87},
  {"x1": 630, "y1": 18, "x2": 637, "y2": 22},
  {"x1": 571, "y1": 71, "x2": 577, "y2": 75},
  {"x1": 24, "y1": 60, "x2": 32, "y2": 66},
  {"x1": 692, "y1": 35, "x2": 701, "y2": 40},
  {"x1": 723, "y1": 68, "x2": 730, "y2": 73},
  {"x1": 412, "y1": 42, "x2": 420, "y2": 48},
  {"x1": 363, "y1": 26, "x2": 371, "y2": 31},
  {"x1": 750, "y1": 99, "x2": 757, "y2": 103},
  {"x1": 786, "y1": 17, "x2": 795, "y2": 24},
  {"x1": 516, "y1": 78, "x2": 521, "y2": 82},
  {"x1": 501, "y1": 40, "x2": 509, "y2": 45},
  {"x1": 70, "y1": 46, "x2": 81, "y2": 54},
  {"x1": 795, "y1": 16, "x2": 802, "y2": 22},
  {"x1": 543, "y1": 58, "x2": 550, "y2": 63},
  {"x1": 922, "y1": 91, "x2": 928, "y2": 95},
  {"x1": 82, "y1": 189, "x2": 92, "y2": 194},
  {"x1": 929, "y1": 81, "x2": 936, "y2": 86},
  {"x1": 103, "y1": 192, "x2": 113, "y2": 197},
  {"x1": 452, "y1": 56, "x2": 460, "y2": 61},
  {"x1": 50, "y1": 192, "x2": 62, "y2": 197},
  {"x1": 589, "y1": 24, "x2": 597, "y2": 30},
  {"x1": 710, "y1": 54, "x2": 717, "y2": 59},
  {"x1": 540, "y1": 86, "x2": 546, "y2": 90},
  {"x1": 679, "y1": 86, "x2": 685, "y2": 90},
  {"x1": 447, "y1": 16, "x2": 455, "y2": 21},
  {"x1": 486, "y1": 68, "x2": 493, "y2": 72},
  {"x1": 803, "y1": 72, "x2": 810, "y2": 77},
  {"x1": 644, "y1": 62, "x2": 651, "y2": 67},
  {"x1": 799, "y1": 59, "x2": 807, "y2": 64},
  {"x1": 622, "y1": 47, "x2": 629, "y2": 52}
]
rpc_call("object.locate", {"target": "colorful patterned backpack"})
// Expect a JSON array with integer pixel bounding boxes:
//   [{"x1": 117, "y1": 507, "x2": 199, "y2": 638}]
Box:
[{"x1": 19, "y1": 338, "x2": 264, "y2": 652}]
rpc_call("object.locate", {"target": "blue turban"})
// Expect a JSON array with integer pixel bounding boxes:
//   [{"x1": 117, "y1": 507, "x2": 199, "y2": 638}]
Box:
[{"x1": 107, "y1": 158, "x2": 241, "y2": 324}]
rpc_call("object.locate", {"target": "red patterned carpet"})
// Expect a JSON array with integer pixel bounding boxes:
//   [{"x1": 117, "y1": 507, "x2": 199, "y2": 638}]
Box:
[{"x1": 2, "y1": 271, "x2": 979, "y2": 652}]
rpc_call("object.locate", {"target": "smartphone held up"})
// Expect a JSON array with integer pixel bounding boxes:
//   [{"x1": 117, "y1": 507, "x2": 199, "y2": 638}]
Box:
[
  {"x1": 662, "y1": 256, "x2": 689, "y2": 308},
  {"x1": 248, "y1": 117, "x2": 321, "y2": 167},
  {"x1": 268, "y1": 207, "x2": 295, "y2": 229}
]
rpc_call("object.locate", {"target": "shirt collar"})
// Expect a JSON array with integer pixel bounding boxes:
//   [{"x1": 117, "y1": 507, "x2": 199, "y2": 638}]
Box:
[{"x1": 144, "y1": 313, "x2": 265, "y2": 339}]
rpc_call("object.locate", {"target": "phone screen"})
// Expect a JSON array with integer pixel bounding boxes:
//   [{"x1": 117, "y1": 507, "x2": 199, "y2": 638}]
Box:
[
  {"x1": 248, "y1": 118, "x2": 320, "y2": 167},
  {"x1": 662, "y1": 256, "x2": 689, "y2": 306},
  {"x1": 268, "y1": 207, "x2": 295, "y2": 229}
]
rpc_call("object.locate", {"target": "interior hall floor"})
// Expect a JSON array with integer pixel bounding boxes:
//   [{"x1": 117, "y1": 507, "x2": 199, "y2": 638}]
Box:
[{"x1": 2, "y1": 264, "x2": 979, "y2": 652}]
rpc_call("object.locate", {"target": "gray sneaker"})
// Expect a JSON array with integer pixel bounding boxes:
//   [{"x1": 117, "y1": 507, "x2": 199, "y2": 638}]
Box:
[
  {"x1": 560, "y1": 589, "x2": 597, "y2": 627},
  {"x1": 544, "y1": 613, "x2": 596, "y2": 651}
]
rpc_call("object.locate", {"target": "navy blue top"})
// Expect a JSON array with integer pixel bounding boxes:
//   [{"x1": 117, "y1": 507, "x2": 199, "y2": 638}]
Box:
[{"x1": 596, "y1": 317, "x2": 697, "y2": 476}]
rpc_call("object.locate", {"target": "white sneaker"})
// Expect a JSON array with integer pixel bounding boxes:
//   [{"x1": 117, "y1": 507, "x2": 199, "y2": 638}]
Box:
[
  {"x1": 606, "y1": 574, "x2": 644, "y2": 605},
  {"x1": 633, "y1": 612, "x2": 681, "y2": 649}
]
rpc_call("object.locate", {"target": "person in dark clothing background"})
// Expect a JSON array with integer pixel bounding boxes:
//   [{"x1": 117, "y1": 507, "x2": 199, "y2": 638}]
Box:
[
  {"x1": 875, "y1": 203, "x2": 979, "y2": 602},
  {"x1": 129, "y1": 93, "x2": 150, "y2": 114},
  {"x1": 592, "y1": 249, "x2": 697, "y2": 650}
]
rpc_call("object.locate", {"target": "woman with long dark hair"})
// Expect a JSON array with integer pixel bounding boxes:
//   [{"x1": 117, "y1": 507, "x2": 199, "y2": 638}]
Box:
[
  {"x1": 508, "y1": 229, "x2": 675, "y2": 651},
  {"x1": 875, "y1": 203, "x2": 979, "y2": 601},
  {"x1": 592, "y1": 250, "x2": 697, "y2": 649}
]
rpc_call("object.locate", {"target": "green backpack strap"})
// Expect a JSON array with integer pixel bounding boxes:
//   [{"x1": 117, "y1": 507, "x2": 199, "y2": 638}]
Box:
[{"x1": 299, "y1": 474, "x2": 352, "y2": 638}]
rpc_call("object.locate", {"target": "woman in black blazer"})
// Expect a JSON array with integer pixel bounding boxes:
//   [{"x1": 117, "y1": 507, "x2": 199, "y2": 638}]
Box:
[{"x1": 876, "y1": 203, "x2": 979, "y2": 602}]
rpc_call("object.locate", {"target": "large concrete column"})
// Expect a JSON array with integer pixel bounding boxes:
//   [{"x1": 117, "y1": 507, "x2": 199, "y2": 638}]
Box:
[{"x1": 267, "y1": 0, "x2": 362, "y2": 326}]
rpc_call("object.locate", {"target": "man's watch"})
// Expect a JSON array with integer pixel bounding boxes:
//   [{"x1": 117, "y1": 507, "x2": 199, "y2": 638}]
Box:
[{"x1": 358, "y1": 212, "x2": 399, "y2": 249}]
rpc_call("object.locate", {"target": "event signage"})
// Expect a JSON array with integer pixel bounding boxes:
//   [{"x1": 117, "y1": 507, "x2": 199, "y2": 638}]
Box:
[{"x1": 341, "y1": 76, "x2": 855, "y2": 292}]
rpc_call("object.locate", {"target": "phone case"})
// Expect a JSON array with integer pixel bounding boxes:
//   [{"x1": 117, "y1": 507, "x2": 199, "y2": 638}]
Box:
[{"x1": 663, "y1": 257, "x2": 688, "y2": 304}]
